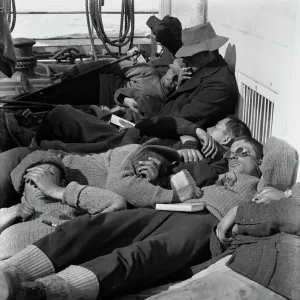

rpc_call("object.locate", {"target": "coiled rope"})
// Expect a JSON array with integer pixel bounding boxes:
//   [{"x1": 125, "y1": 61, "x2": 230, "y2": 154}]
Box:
[
  {"x1": 3, "y1": 0, "x2": 16, "y2": 32},
  {"x1": 52, "y1": 47, "x2": 81, "y2": 64},
  {"x1": 15, "y1": 56, "x2": 37, "y2": 71},
  {"x1": 85, "y1": 0, "x2": 135, "y2": 59},
  {"x1": 15, "y1": 55, "x2": 60, "y2": 78}
]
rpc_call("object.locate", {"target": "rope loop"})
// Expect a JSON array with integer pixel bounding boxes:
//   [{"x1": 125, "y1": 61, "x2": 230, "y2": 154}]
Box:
[
  {"x1": 85, "y1": 0, "x2": 135, "y2": 59},
  {"x1": 52, "y1": 47, "x2": 81, "y2": 64}
]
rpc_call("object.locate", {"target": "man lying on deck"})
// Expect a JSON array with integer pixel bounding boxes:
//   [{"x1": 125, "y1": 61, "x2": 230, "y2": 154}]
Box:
[
  {"x1": 143, "y1": 187, "x2": 299, "y2": 300},
  {"x1": 0, "y1": 114, "x2": 252, "y2": 208},
  {"x1": 0, "y1": 139, "x2": 205, "y2": 260},
  {"x1": 0, "y1": 137, "x2": 264, "y2": 300},
  {"x1": 142, "y1": 137, "x2": 298, "y2": 300}
]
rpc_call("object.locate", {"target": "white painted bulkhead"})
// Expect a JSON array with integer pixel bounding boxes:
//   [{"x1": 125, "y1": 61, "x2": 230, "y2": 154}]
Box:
[{"x1": 160, "y1": 0, "x2": 300, "y2": 179}]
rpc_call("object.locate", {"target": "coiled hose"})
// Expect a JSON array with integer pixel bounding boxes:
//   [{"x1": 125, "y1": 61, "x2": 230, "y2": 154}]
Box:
[{"x1": 85, "y1": 0, "x2": 135, "y2": 59}]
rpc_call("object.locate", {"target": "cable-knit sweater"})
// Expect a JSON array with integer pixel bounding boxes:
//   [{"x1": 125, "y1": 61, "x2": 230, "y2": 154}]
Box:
[
  {"x1": 58, "y1": 142, "x2": 180, "y2": 209},
  {"x1": 11, "y1": 140, "x2": 181, "y2": 212},
  {"x1": 0, "y1": 198, "x2": 77, "y2": 260},
  {"x1": 201, "y1": 173, "x2": 259, "y2": 220},
  {"x1": 1, "y1": 142, "x2": 180, "y2": 259},
  {"x1": 184, "y1": 172, "x2": 259, "y2": 220}
]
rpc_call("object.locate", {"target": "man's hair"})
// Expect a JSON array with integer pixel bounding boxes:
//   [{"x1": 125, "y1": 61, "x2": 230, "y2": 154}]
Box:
[
  {"x1": 225, "y1": 115, "x2": 252, "y2": 145},
  {"x1": 243, "y1": 137, "x2": 264, "y2": 162}
]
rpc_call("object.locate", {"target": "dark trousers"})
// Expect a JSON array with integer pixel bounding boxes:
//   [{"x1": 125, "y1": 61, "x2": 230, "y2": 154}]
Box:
[
  {"x1": 0, "y1": 147, "x2": 32, "y2": 207},
  {"x1": 35, "y1": 105, "x2": 142, "y2": 154},
  {"x1": 35, "y1": 208, "x2": 217, "y2": 298}
]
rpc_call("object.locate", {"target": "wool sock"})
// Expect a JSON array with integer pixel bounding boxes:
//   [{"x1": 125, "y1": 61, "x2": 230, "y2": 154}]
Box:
[
  {"x1": 0, "y1": 267, "x2": 21, "y2": 300},
  {"x1": 20, "y1": 277, "x2": 66, "y2": 300},
  {"x1": 21, "y1": 266, "x2": 99, "y2": 300},
  {"x1": 1, "y1": 245, "x2": 54, "y2": 282}
]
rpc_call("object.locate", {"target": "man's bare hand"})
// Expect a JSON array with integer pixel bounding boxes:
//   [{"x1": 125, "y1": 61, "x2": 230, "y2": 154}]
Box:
[
  {"x1": 24, "y1": 167, "x2": 64, "y2": 200},
  {"x1": 195, "y1": 128, "x2": 218, "y2": 159},
  {"x1": 138, "y1": 157, "x2": 162, "y2": 182},
  {"x1": 0, "y1": 203, "x2": 35, "y2": 233},
  {"x1": 123, "y1": 97, "x2": 139, "y2": 114},
  {"x1": 176, "y1": 67, "x2": 193, "y2": 89},
  {"x1": 216, "y1": 206, "x2": 238, "y2": 244},
  {"x1": 177, "y1": 185, "x2": 203, "y2": 202},
  {"x1": 178, "y1": 149, "x2": 203, "y2": 163},
  {"x1": 252, "y1": 187, "x2": 286, "y2": 204}
]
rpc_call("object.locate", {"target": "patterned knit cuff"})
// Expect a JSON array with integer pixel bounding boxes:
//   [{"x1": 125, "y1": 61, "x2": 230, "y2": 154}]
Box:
[
  {"x1": 57, "y1": 265, "x2": 99, "y2": 300},
  {"x1": 5, "y1": 245, "x2": 54, "y2": 281},
  {"x1": 186, "y1": 124, "x2": 198, "y2": 137},
  {"x1": 182, "y1": 140, "x2": 200, "y2": 150},
  {"x1": 63, "y1": 182, "x2": 85, "y2": 208}
]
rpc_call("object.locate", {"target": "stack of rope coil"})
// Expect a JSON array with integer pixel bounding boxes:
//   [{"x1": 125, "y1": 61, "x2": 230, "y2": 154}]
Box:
[
  {"x1": 85, "y1": 0, "x2": 135, "y2": 59},
  {"x1": 3, "y1": 0, "x2": 16, "y2": 32},
  {"x1": 15, "y1": 56, "x2": 37, "y2": 71}
]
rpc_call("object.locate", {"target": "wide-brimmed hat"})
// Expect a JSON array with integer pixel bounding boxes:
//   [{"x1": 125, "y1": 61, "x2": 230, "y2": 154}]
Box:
[{"x1": 176, "y1": 22, "x2": 228, "y2": 58}]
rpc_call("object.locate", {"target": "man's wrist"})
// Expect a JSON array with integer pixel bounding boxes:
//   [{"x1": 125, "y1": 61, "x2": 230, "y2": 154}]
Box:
[{"x1": 51, "y1": 187, "x2": 66, "y2": 200}]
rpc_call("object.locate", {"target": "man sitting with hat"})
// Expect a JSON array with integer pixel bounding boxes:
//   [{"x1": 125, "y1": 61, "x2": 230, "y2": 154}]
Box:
[{"x1": 37, "y1": 22, "x2": 237, "y2": 148}]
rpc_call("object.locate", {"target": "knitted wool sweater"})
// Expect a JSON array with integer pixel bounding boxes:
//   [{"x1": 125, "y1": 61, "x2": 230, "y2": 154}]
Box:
[
  {"x1": 12, "y1": 141, "x2": 180, "y2": 210},
  {"x1": 0, "y1": 198, "x2": 77, "y2": 260},
  {"x1": 200, "y1": 172, "x2": 259, "y2": 220},
  {"x1": 1, "y1": 142, "x2": 180, "y2": 259}
]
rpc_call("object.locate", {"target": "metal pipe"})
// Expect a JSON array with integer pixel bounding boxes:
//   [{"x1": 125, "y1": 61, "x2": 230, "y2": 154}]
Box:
[
  {"x1": 0, "y1": 99, "x2": 56, "y2": 107},
  {"x1": 33, "y1": 35, "x2": 151, "y2": 41},
  {"x1": 11, "y1": 11, "x2": 158, "y2": 15}
]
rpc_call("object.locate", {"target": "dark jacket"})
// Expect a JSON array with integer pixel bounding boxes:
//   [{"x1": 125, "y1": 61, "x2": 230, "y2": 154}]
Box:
[
  {"x1": 158, "y1": 54, "x2": 238, "y2": 129},
  {"x1": 192, "y1": 198, "x2": 300, "y2": 300}
]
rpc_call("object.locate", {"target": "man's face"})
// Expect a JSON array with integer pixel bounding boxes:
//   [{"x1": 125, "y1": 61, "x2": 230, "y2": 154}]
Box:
[
  {"x1": 23, "y1": 164, "x2": 62, "y2": 205},
  {"x1": 206, "y1": 118, "x2": 229, "y2": 144},
  {"x1": 181, "y1": 52, "x2": 206, "y2": 72},
  {"x1": 227, "y1": 140, "x2": 260, "y2": 177}
]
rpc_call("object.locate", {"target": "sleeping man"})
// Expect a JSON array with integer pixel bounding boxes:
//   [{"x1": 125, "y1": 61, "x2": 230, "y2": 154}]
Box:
[
  {"x1": 0, "y1": 138, "x2": 208, "y2": 260},
  {"x1": 0, "y1": 137, "x2": 266, "y2": 300},
  {"x1": 0, "y1": 114, "x2": 252, "y2": 209}
]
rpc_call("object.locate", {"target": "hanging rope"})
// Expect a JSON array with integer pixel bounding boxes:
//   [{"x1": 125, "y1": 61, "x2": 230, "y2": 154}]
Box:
[
  {"x1": 85, "y1": 0, "x2": 135, "y2": 59},
  {"x1": 3, "y1": 0, "x2": 16, "y2": 32}
]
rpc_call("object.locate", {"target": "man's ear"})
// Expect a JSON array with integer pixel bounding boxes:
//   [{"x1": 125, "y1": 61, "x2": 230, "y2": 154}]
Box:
[
  {"x1": 61, "y1": 179, "x2": 67, "y2": 187},
  {"x1": 220, "y1": 135, "x2": 232, "y2": 146}
]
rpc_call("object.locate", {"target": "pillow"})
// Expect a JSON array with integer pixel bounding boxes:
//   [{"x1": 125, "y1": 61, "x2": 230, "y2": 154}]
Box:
[{"x1": 258, "y1": 137, "x2": 298, "y2": 191}]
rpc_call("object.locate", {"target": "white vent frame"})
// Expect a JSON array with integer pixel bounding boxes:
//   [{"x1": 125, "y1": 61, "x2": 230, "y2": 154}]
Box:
[{"x1": 235, "y1": 72, "x2": 279, "y2": 144}]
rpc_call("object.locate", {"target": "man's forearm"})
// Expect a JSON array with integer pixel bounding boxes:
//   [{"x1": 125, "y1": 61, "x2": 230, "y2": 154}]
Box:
[{"x1": 235, "y1": 198, "x2": 300, "y2": 237}]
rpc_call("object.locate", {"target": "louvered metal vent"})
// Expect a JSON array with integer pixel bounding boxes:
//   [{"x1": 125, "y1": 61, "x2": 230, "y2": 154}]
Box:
[{"x1": 241, "y1": 83, "x2": 274, "y2": 144}]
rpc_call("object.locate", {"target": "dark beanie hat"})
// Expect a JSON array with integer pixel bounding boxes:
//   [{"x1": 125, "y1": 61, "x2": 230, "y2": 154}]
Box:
[
  {"x1": 147, "y1": 15, "x2": 183, "y2": 55},
  {"x1": 11, "y1": 150, "x2": 67, "y2": 194}
]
